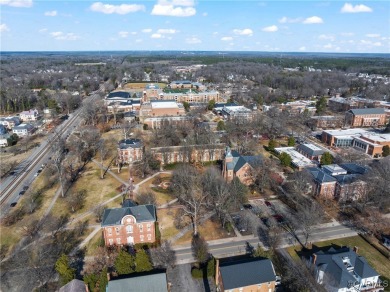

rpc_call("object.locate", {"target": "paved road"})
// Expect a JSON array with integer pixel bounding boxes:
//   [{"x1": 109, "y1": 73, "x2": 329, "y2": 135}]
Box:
[{"x1": 172, "y1": 223, "x2": 357, "y2": 264}]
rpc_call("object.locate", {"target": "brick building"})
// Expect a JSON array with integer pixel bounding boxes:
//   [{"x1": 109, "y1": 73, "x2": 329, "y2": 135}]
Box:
[
  {"x1": 101, "y1": 200, "x2": 156, "y2": 246},
  {"x1": 143, "y1": 116, "x2": 195, "y2": 130},
  {"x1": 139, "y1": 100, "x2": 186, "y2": 118},
  {"x1": 308, "y1": 115, "x2": 344, "y2": 130},
  {"x1": 296, "y1": 143, "x2": 326, "y2": 161},
  {"x1": 345, "y1": 108, "x2": 386, "y2": 128},
  {"x1": 216, "y1": 257, "x2": 277, "y2": 292},
  {"x1": 117, "y1": 139, "x2": 144, "y2": 165}
]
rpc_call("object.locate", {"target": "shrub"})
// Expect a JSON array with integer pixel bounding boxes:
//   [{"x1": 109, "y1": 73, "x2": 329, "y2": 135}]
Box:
[{"x1": 191, "y1": 267, "x2": 203, "y2": 278}]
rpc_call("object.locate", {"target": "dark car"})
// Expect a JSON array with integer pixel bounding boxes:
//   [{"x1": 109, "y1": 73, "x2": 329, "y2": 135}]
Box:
[
  {"x1": 10, "y1": 202, "x2": 17, "y2": 207},
  {"x1": 22, "y1": 186, "x2": 29, "y2": 191},
  {"x1": 243, "y1": 204, "x2": 253, "y2": 210},
  {"x1": 19, "y1": 190, "x2": 26, "y2": 196},
  {"x1": 265, "y1": 201, "x2": 272, "y2": 207},
  {"x1": 273, "y1": 214, "x2": 285, "y2": 224}
]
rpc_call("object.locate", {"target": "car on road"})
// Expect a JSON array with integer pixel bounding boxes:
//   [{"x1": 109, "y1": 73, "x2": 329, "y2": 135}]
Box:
[
  {"x1": 22, "y1": 186, "x2": 29, "y2": 191},
  {"x1": 34, "y1": 172, "x2": 40, "y2": 177},
  {"x1": 272, "y1": 214, "x2": 285, "y2": 224},
  {"x1": 19, "y1": 190, "x2": 26, "y2": 195},
  {"x1": 9, "y1": 171, "x2": 16, "y2": 175},
  {"x1": 10, "y1": 202, "x2": 17, "y2": 207},
  {"x1": 265, "y1": 201, "x2": 272, "y2": 207},
  {"x1": 243, "y1": 204, "x2": 253, "y2": 210}
]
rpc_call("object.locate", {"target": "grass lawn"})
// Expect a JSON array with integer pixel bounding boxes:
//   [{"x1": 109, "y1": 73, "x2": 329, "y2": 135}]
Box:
[
  {"x1": 157, "y1": 209, "x2": 181, "y2": 241},
  {"x1": 286, "y1": 235, "x2": 390, "y2": 285},
  {"x1": 136, "y1": 173, "x2": 174, "y2": 206},
  {"x1": 85, "y1": 230, "x2": 104, "y2": 257},
  {"x1": 175, "y1": 215, "x2": 235, "y2": 245}
]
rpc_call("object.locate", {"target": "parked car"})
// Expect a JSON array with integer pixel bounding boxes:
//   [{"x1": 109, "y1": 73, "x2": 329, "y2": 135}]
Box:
[
  {"x1": 10, "y1": 202, "x2": 17, "y2": 207},
  {"x1": 243, "y1": 204, "x2": 253, "y2": 210},
  {"x1": 265, "y1": 201, "x2": 272, "y2": 207},
  {"x1": 19, "y1": 190, "x2": 26, "y2": 196},
  {"x1": 272, "y1": 214, "x2": 285, "y2": 224},
  {"x1": 22, "y1": 186, "x2": 29, "y2": 191}
]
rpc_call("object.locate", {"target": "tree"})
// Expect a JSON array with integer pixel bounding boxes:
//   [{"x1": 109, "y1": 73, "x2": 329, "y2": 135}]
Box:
[
  {"x1": 66, "y1": 189, "x2": 86, "y2": 212},
  {"x1": 150, "y1": 240, "x2": 176, "y2": 268},
  {"x1": 114, "y1": 249, "x2": 135, "y2": 275},
  {"x1": 191, "y1": 234, "x2": 209, "y2": 264},
  {"x1": 55, "y1": 254, "x2": 75, "y2": 285},
  {"x1": 382, "y1": 145, "x2": 390, "y2": 157},
  {"x1": 287, "y1": 136, "x2": 295, "y2": 147},
  {"x1": 315, "y1": 96, "x2": 327, "y2": 114},
  {"x1": 207, "y1": 99, "x2": 216, "y2": 111},
  {"x1": 268, "y1": 139, "x2": 277, "y2": 151},
  {"x1": 136, "y1": 191, "x2": 156, "y2": 205},
  {"x1": 217, "y1": 120, "x2": 225, "y2": 131},
  {"x1": 135, "y1": 249, "x2": 153, "y2": 272},
  {"x1": 320, "y1": 152, "x2": 334, "y2": 165},
  {"x1": 279, "y1": 152, "x2": 292, "y2": 167},
  {"x1": 182, "y1": 101, "x2": 190, "y2": 112}
]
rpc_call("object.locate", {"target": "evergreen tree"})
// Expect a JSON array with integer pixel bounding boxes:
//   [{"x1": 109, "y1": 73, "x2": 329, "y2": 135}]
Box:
[
  {"x1": 279, "y1": 152, "x2": 292, "y2": 167},
  {"x1": 207, "y1": 99, "x2": 216, "y2": 110},
  {"x1": 320, "y1": 152, "x2": 334, "y2": 165},
  {"x1": 382, "y1": 145, "x2": 390, "y2": 157},
  {"x1": 315, "y1": 96, "x2": 327, "y2": 114},
  {"x1": 182, "y1": 101, "x2": 190, "y2": 112},
  {"x1": 55, "y1": 254, "x2": 76, "y2": 285},
  {"x1": 287, "y1": 136, "x2": 295, "y2": 147},
  {"x1": 135, "y1": 249, "x2": 153, "y2": 272},
  {"x1": 217, "y1": 120, "x2": 225, "y2": 131},
  {"x1": 114, "y1": 249, "x2": 135, "y2": 275},
  {"x1": 268, "y1": 139, "x2": 277, "y2": 151},
  {"x1": 191, "y1": 234, "x2": 209, "y2": 264}
]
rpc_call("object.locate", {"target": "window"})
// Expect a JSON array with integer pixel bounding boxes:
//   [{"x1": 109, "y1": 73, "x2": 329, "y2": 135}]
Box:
[
  {"x1": 116, "y1": 238, "x2": 121, "y2": 245},
  {"x1": 147, "y1": 234, "x2": 152, "y2": 241},
  {"x1": 147, "y1": 224, "x2": 151, "y2": 232},
  {"x1": 107, "y1": 228, "x2": 112, "y2": 236},
  {"x1": 140, "y1": 235, "x2": 144, "y2": 242},
  {"x1": 108, "y1": 239, "x2": 114, "y2": 245},
  {"x1": 126, "y1": 225, "x2": 133, "y2": 233},
  {"x1": 138, "y1": 224, "x2": 143, "y2": 232},
  {"x1": 115, "y1": 227, "x2": 120, "y2": 235}
]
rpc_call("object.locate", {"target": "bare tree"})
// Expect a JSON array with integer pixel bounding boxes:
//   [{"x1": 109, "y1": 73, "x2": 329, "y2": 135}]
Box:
[
  {"x1": 136, "y1": 191, "x2": 157, "y2": 205},
  {"x1": 150, "y1": 241, "x2": 176, "y2": 268}
]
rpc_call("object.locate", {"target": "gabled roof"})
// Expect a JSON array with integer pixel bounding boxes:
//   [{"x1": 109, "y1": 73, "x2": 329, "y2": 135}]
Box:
[
  {"x1": 102, "y1": 204, "x2": 156, "y2": 227},
  {"x1": 339, "y1": 163, "x2": 367, "y2": 175},
  {"x1": 219, "y1": 258, "x2": 276, "y2": 289},
  {"x1": 107, "y1": 272, "x2": 168, "y2": 292},
  {"x1": 59, "y1": 279, "x2": 86, "y2": 292},
  {"x1": 307, "y1": 167, "x2": 337, "y2": 183},
  {"x1": 118, "y1": 138, "x2": 143, "y2": 149},
  {"x1": 348, "y1": 108, "x2": 385, "y2": 115},
  {"x1": 226, "y1": 150, "x2": 262, "y2": 172}
]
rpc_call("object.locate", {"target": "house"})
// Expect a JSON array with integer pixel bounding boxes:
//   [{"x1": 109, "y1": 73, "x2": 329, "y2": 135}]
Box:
[
  {"x1": 345, "y1": 108, "x2": 386, "y2": 128},
  {"x1": 308, "y1": 116, "x2": 344, "y2": 130},
  {"x1": 106, "y1": 271, "x2": 169, "y2": 292},
  {"x1": 216, "y1": 257, "x2": 277, "y2": 292},
  {"x1": 306, "y1": 246, "x2": 380, "y2": 292},
  {"x1": 0, "y1": 116, "x2": 21, "y2": 129},
  {"x1": 0, "y1": 133, "x2": 10, "y2": 147},
  {"x1": 101, "y1": 200, "x2": 157, "y2": 246},
  {"x1": 222, "y1": 147, "x2": 262, "y2": 185},
  {"x1": 12, "y1": 123, "x2": 35, "y2": 137},
  {"x1": 19, "y1": 109, "x2": 39, "y2": 121},
  {"x1": 117, "y1": 139, "x2": 144, "y2": 165},
  {"x1": 296, "y1": 143, "x2": 326, "y2": 161},
  {"x1": 58, "y1": 279, "x2": 87, "y2": 292}
]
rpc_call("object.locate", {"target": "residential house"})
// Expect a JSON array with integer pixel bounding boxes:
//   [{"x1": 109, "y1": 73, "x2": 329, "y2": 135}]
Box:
[
  {"x1": 12, "y1": 123, "x2": 35, "y2": 137},
  {"x1": 0, "y1": 116, "x2": 21, "y2": 129},
  {"x1": 19, "y1": 109, "x2": 39, "y2": 121},
  {"x1": 222, "y1": 147, "x2": 262, "y2": 185},
  {"x1": 101, "y1": 200, "x2": 157, "y2": 246},
  {"x1": 106, "y1": 271, "x2": 169, "y2": 292},
  {"x1": 345, "y1": 108, "x2": 386, "y2": 128},
  {"x1": 117, "y1": 139, "x2": 144, "y2": 165},
  {"x1": 296, "y1": 143, "x2": 326, "y2": 161},
  {"x1": 306, "y1": 246, "x2": 380, "y2": 292},
  {"x1": 0, "y1": 134, "x2": 10, "y2": 147},
  {"x1": 216, "y1": 257, "x2": 277, "y2": 292}
]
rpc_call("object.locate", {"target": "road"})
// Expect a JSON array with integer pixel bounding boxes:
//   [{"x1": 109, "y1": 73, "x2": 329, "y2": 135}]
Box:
[
  {"x1": 172, "y1": 223, "x2": 357, "y2": 264},
  {"x1": 0, "y1": 92, "x2": 99, "y2": 216}
]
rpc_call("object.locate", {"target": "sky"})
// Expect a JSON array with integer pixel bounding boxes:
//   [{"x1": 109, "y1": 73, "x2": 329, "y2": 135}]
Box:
[{"x1": 0, "y1": 0, "x2": 389, "y2": 53}]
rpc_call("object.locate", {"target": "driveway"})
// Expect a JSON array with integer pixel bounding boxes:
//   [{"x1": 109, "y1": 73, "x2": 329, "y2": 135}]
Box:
[{"x1": 167, "y1": 264, "x2": 216, "y2": 292}]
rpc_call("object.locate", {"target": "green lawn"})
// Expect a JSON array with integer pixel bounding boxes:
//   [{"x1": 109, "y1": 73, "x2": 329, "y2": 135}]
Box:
[{"x1": 286, "y1": 235, "x2": 390, "y2": 289}]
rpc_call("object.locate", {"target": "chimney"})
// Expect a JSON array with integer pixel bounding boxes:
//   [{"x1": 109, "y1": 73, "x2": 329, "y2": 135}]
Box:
[
  {"x1": 107, "y1": 272, "x2": 111, "y2": 282},
  {"x1": 215, "y1": 259, "x2": 220, "y2": 287},
  {"x1": 353, "y1": 246, "x2": 358, "y2": 254},
  {"x1": 312, "y1": 254, "x2": 317, "y2": 265}
]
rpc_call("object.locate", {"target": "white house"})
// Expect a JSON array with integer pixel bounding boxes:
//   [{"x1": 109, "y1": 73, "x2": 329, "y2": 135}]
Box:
[
  {"x1": 12, "y1": 123, "x2": 35, "y2": 137},
  {"x1": 0, "y1": 117, "x2": 21, "y2": 129},
  {"x1": 0, "y1": 134, "x2": 10, "y2": 147},
  {"x1": 19, "y1": 109, "x2": 39, "y2": 122}
]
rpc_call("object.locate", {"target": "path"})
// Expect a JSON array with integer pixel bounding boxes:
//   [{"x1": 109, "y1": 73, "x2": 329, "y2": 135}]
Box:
[{"x1": 70, "y1": 226, "x2": 101, "y2": 255}]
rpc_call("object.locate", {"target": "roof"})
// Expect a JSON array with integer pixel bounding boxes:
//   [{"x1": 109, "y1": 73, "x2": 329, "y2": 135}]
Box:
[
  {"x1": 59, "y1": 279, "x2": 86, "y2": 292},
  {"x1": 313, "y1": 247, "x2": 379, "y2": 289},
  {"x1": 307, "y1": 167, "x2": 337, "y2": 184},
  {"x1": 219, "y1": 258, "x2": 276, "y2": 289},
  {"x1": 107, "y1": 272, "x2": 168, "y2": 292},
  {"x1": 118, "y1": 139, "x2": 143, "y2": 149},
  {"x1": 101, "y1": 204, "x2": 156, "y2": 227},
  {"x1": 348, "y1": 108, "x2": 385, "y2": 115},
  {"x1": 322, "y1": 164, "x2": 347, "y2": 176},
  {"x1": 151, "y1": 100, "x2": 179, "y2": 109},
  {"x1": 13, "y1": 123, "x2": 34, "y2": 130},
  {"x1": 107, "y1": 91, "x2": 131, "y2": 99},
  {"x1": 339, "y1": 163, "x2": 367, "y2": 175},
  {"x1": 297, "y1": 143, "x2": 325, "y2": 156},
  {"x1": 225, "y1": 149, "x2": 262, "y2": 172}
]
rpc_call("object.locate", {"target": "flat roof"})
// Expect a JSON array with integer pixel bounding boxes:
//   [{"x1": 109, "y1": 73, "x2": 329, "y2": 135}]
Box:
[
  {"x1": 322, "y1": 128, "x2": 369, "y2": 136},
  {"x1": 151, "y1": 100, "x2": 179, "y2": 109},
  {"x1": 275, "y1": 147, "x2": 314, "y2": 168}
]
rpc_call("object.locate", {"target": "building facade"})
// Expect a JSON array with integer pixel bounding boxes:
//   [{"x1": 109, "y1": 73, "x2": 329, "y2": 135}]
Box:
[
  {"x1": 117, "y1": 139, "x2": 144, "y2": 165},
  {"x1": 345, "y1": 108, "x2": 386, "y2": 128},
  {"x1": 12, "y1": 123, "x2": 35, "y2": 136},
  {"x1": 101, "y1": 202, "x2": 156, "y2": 246},
  {"x1": 19, "y1": 109, "x2": 39, "y2": 121}
]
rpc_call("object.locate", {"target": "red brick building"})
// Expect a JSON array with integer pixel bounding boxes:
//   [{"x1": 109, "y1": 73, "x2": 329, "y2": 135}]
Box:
[
  {"x1": 101, "y1": 200, "x2": 156, "y2": 246},
  {"x1": 345, "y1": 108, "x2": 386, "y2": 128},
  {"x1": 117, "y1": 139, "x2": 144, "y2": 165}
]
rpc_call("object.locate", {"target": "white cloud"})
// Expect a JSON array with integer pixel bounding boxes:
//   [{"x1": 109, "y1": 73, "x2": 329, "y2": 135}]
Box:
[
  {"x1": 141, "y1": 28, "x2": 152, "y2": 33},
  {"x1": 365, "y1": 33, "x2": 380, "y2": 38},
  {"x1": 360, "y1": 39, "x2": 382, "y2": 47},
  {"x1": 262, "y1": 25, "x2": 278, "y2": 32},
  {"x1": 44, "y1": 10, "x2": 57, "y2": 16},
  {"x1": 0, "y1": 0, "x2": 32, "y2": 7},
  {"x1": 303, "y1": 16, "x2": 323, "y2": 24},
  {"x1": 221, "y1": 36, "x2": 233, "y2": 41},
  {"x1": 299, "y1": 46, "x2": 306, "y2": 51},
  {"x1": 118, "y1": 31, "x2": 129, "y2": 38},
  {"x1": 186, "y1": 37, "x2": 201, "y2": 44},
  {"x1": 130, "y1": 31, "x2": 137, "y2": 35},
  {"x1": 50, "y1": 31, "x2": 80, "y2": 41},
  {"x1": 0, "y1": 23, "x2": 9, "y2": 32},
  {"x1": 202, "y1": 12, "x2": 207, "y2": 17},
  {"x1": 151, "y1": 33, "x2": 163, "y2": 38},
  {"x1": 156, "y1": 28, "x2": 177, "y2": 34},
  {"x1": 278, "y1": 16, "x2": 302, "y2": 23},
  {"x1": 340, "y1": 32, "x2": 355, "y2": 36},
  {"x1": 90, "y1": 2, "x2": 145, "y2": 14},
  {"x1": 341, "y1": 3, "x2": 372, "y2": 13},
  {"x1": 324, "y1": 43, "x2": 333, "y2": 49},
  {"x1": 151, "y1": 0, "x2": 196, "y2": 17},
  {"x1": 38, "y1": 28, "x2": 47, "y2": 33},
  {"x1": 319, "y1": 34, "x2": 335, "y2": 41},
  {"x1": 233, "y1": 28, "x2": 253, "y2": 36}
]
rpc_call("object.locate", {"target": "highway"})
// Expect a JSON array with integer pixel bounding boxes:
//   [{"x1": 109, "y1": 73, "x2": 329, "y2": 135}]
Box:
[
  {"x1": 173, "y1": 223, "x2": 357, "y2": 264},
  {"x1": 0, "y1": 93, "x2": 99, "y2": 216}
]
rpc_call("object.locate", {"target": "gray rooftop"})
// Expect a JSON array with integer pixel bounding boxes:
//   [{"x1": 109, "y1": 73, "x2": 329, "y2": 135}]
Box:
[
  {"x1": 107, "y1": 91, "x2": 131, "y2": 99},
  {"x1": 101, "y1": 204, "x2": 156, "y2": 227},
  {"x1": 106, "y1": 272, "x2": 168, "y2": 292},
  {"x1": 226, "y1": 150, "x2": 262, "y2": 172},
  {"x1": 219, "y1": 258, "x2": 276, "y2": 289},
  {"x1": 348, "y1": 108, "x2": 385, "y2": 115},
  {"x1": 59, "y1": 279, "x2": 86, "y2": 292},
  {"x1": 297, "y1": 143, "x2": 325, "y2": 156},
  {"x1": 118, "y1": 138, "x2": 143, "y2": 149},
  {"x1": 307, "y1": 167, "x2": 337, "y2": 184}
]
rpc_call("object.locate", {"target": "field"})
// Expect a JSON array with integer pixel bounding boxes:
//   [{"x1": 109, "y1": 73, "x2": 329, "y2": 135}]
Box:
[{"x1": 286, "y1": 235, "x2": 390, "y2": 286}]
